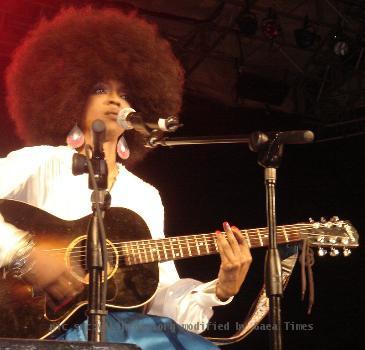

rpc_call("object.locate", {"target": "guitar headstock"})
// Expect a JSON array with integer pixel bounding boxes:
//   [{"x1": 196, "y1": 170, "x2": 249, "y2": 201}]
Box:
[{"x1": 301, "y1": 216, "x2": 359, "y2": 257}]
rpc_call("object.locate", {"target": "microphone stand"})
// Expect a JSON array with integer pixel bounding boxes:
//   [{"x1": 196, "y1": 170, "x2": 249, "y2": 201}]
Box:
[
  {"x1": 72, "y1": 121, "x2": 110, "y2": 342},
  {"x1": 249, "y1": 133, "x2": 284, "y2": 350},
  {"x1": 86, "y1": 164, "x2": 110, "y2": 342},
  {"x1": 147, "y1": 130, "x2": 313, "y2": 350}
]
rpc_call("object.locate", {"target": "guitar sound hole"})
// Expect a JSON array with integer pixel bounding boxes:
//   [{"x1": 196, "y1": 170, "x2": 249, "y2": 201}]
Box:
[{"x1": 66, "y1": 236, "x2": 119, "y2": 283}]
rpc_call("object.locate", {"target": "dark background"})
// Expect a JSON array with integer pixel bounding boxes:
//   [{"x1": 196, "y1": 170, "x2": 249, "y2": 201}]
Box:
[{"x1": 1, "y1": 1, "x2": 364, "y2": 349}]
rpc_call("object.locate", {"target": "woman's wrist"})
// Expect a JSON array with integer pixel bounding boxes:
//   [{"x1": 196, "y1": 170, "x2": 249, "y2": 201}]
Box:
[{"x1": 215, "y1": 283, "x2": 230, "y2": 302}]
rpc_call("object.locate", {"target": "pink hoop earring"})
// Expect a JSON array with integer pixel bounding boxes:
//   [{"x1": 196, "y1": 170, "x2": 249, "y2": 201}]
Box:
[
  {"x1": 117, "y1": 136, "x2": 130, "y2": 160},
  {"x1": 66, "y1": 124, "x2": 85, "y2": 149}
]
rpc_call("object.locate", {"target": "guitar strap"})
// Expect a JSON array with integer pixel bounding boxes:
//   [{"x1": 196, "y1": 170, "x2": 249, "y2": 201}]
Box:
[{"x1": 207, "y1": 251, "x2": 298, "y2": 346}]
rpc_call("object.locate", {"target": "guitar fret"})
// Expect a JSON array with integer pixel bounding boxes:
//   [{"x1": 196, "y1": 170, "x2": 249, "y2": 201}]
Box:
[
  {"x1": 148, "y1": 241, "x2": 154, "y2": 262},
  {"x1": 162, "y1": 240, "x2": 168, "y2": 261},
  {"x1": 143, "y1": 241, "x2": 148, "y2": 263},
  {"x1": 203, "y1": 235, "x2": 210, "y2": 254},
  {"x1": 130, "y1": 242, "x2": 137, "y2": 263},
  {"x1": 213, "y1": 234, "x2": 218, "y2": 252},
  {"x1": 122, "y1": 244, "x2": 130, "y2": 265},
  {"x1": 137, "y1": 243, "x2": 143, "y2": 263},
  {"x1": 145, "y1": 241, "x2": 151, "y2": 262},
  {"x1": 185, "y1": 236, "x2": 192, "y2": 257},
  {"x1": 154, "y1": 240, "x2": 160, "y2": 262},
  {"x1": 282, "y1": 226, "x2": 289, "y2": 242},
  {"x1": 171, "y1": 238, "x2": 177, "y2": 259},
  {"x1": 242, "y1": 230, "x2": 251, "y2": 247},
  {"x1": 174, "y1": 238, "x2": 181, "y2": 258},
  {"x1": 178, "y1": 237, "x2": 184, "y2": 258},
  {"x1": 131, "y1": 243, "x2": 137, "y2": 264},
  {"x1": 194, "y1": 235, "x2": 201, "y2": 255},
  {"x1": 256, "y1": 228, "x2": 264, "y2": 246}
]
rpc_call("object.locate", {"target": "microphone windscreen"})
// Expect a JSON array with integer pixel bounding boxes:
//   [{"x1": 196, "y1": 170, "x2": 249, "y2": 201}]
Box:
[
  {"x1": 117, "y1": 107, "x2": 136, "y2": 129},
  {"x1": 92, "y1": 119, "x2": 105, "y2": 135}
]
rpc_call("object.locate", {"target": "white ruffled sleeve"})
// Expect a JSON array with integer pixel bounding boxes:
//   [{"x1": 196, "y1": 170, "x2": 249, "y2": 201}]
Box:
[
  {"x1": 0, "y1": 146, "x2": 63, "y2": 202},
  {"x1": 0, "y1": 146, "x2": 69, "y2": 267}
]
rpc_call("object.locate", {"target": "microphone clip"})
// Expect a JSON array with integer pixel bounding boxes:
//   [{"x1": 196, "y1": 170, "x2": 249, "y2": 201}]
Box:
[
  {"x1": 249, "y1": 131, "x2": 283, "y2": 168},
  {"x1": 72, "y1": 119, "x2": 108, "y2": 190},
  {"x1": 248, "y1": 130, "x2": 314, "y2": 168}
]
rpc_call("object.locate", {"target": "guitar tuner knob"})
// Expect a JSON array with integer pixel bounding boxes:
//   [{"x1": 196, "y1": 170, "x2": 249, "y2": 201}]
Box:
[
  {"x1": 309, "y1": 218, "x2": 315, "y2": 223},
  {"x1": 318, "y1": 247, "x2": 327, "y2": 256},
  {"x1": 330, "y1": 216, "x2": 339, "y2": 222},
  {"x1": 329, "y1": 237, "x2": 337, "y2": 244},
  {"x1": 343, "y1": 248, "x2": 352, "y2": 257},
  {"x1": 317, "y1": 236, "x2": 325, "y2": 243},
  {"x1": 320, "y1": 217, "x2": 327, "y2": 223},
  {"x1": 330, "y1": 247, "x2": 340, "y2": 257},
  {"x1": 341, "y1": 237, "x2": 349, "y2": 245}
]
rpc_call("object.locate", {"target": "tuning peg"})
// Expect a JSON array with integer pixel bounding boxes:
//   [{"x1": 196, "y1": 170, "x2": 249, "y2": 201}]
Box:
[
  {"x1": 329, "y1": 237, "x2": 337, "y2": 244},
  {"x1": 317, "y1": 236, "x2": 325, "y2": 243},
  {"x1": 330, "y1": 216, "x2": 339, "y2": 222},
  {"x1": 318, "y1": 247, "x2": 327, "y2": 256},
  {"x1": 309, "y1": 217, "x2": 315, "y2": 223},
  {"x1": 320, "y1": 217, "x2": 327, "y2": 223},
  {"x1": 330, "y1": 247, "x2": 339, "y2": 257},
  {"x1": 343, "y1": 248, "x2": 352, "y2": 257},
  {"x1": 341, "y1": 237, "x2": 349, "y2": 245}
]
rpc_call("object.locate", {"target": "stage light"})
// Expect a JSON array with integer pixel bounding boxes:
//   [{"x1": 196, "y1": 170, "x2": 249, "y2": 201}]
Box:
[
  {"x1": 294, "y1": 16, "x2": 319, "y2": 48},
  {"x1": 262, "y1": 8, "x2": 281, "y2": 40},
  {"x1": 333, "y1": 40, "x2": 350, "y2": 56},
  {"x1": 330, "y1": 29, "x2": 350, "y2": 56}
]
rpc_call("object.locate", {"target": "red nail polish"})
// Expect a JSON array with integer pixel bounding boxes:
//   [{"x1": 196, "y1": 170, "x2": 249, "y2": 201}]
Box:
[
  {"x1": 223, "y1": 221, "x2": 230, "y2": 229},
  {"x1": 215, "y1": 230, "x2": 221, "y2": 235}
]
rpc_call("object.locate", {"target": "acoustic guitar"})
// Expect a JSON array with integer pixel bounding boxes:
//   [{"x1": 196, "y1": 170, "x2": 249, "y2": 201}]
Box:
[{"x1": 0, "y1": 199, "x2": 359, "y2": 339}]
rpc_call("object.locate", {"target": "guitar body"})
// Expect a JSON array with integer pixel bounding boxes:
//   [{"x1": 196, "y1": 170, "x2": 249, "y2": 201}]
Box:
[{"x1": 0, "y1": 199, "x2": 159, "y2": 339}]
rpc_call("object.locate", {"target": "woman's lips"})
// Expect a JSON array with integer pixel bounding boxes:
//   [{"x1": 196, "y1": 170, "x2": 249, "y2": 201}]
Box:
[{"x1": 105, "y1": 111, "x2": 119, "y2": 119}]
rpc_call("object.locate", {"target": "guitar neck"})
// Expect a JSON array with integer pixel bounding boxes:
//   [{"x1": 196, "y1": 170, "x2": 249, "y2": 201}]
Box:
[{"x1": 120, "y1": 224, "x2": 304, "y2": 265}]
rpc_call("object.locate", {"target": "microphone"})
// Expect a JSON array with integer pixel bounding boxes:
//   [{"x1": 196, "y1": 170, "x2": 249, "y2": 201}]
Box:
[
  {"x1": 117, "y1": 107, "x2": 181, "y2": 133},
  {"x1": 92, "y1": 119, "x2": 106, "y2": 158},
  {"x1": 249, "y1": 130, "x2": 314, "y2": 152},
  {"x1": 266, "y1": 130, "x2": 314, "y2": 144}
]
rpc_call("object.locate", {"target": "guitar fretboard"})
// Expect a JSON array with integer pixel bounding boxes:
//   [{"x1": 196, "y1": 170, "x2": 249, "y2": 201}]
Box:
[{"x1": 118, "y1": 224, "x2": 304, "y2": 265}]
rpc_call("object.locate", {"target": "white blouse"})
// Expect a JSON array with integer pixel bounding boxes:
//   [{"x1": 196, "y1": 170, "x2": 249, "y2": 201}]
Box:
[{"x1": 0, "y1": 145, "x2": 232, "y2": 333}]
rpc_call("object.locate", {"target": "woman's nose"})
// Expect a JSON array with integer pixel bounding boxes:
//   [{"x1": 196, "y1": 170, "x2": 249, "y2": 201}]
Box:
[{"x1": 108, "y1": 92, "x2": 122, "y2": 106}]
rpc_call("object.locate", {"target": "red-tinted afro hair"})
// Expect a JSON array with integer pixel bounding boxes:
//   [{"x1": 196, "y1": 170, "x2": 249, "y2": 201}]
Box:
[{"x1": 5, "y1": 6, "x2": 184, "y2": 167}]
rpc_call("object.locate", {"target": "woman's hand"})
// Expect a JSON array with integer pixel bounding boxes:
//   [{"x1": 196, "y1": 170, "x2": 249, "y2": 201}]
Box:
[
  {"x1": 215, "y1": 222, "x2": 252, "y2": 301},
  {"x1": 22, "y1": 246, "x2": 84, "y2": 307}
]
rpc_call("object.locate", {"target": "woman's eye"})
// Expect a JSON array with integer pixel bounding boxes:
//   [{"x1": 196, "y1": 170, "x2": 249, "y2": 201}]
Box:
[
  {"x1": 95, "y1": 88, "x2": 111, "y2": 95},
  {"x1": 120, "y1": 94, "x2": 128, "y2": 100},
  {"x1": 93, "y1": 84, "x2": 110, "y2": 94}
]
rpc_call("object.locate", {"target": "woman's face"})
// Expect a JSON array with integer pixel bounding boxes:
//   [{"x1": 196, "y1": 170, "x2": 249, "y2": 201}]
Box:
[{"x1": 83, "y1": 79, "x2": 131, "y2": 141}]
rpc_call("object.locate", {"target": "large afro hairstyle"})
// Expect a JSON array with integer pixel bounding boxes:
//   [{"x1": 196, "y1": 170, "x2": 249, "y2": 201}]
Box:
[{"x1": 5, "y1": 6, "x2": 184, "y2": 168}]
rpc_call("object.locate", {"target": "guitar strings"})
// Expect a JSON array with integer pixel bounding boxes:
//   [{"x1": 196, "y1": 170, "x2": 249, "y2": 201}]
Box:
[
  {"x1": 45, "y1": 224, "x2": 344, "y2": 259},
  {"x1": 43, "y1": 223, "x2": 315, "y2": 254},
  {"x1": 46, "y1": 226, "x2": 305, "y2": 255},
  {"x1": 66, "y1": 238, "x2": 351, "y2": 265},
  {"x1": 54, "y1": 228, "x2": 350, "y2": 263},
  {"x1": 50, "y1": 224, "x2": 349, "y2": 264},
  {"x1": 49, "y1": 234, "x2": 347, "y2": 259}
]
